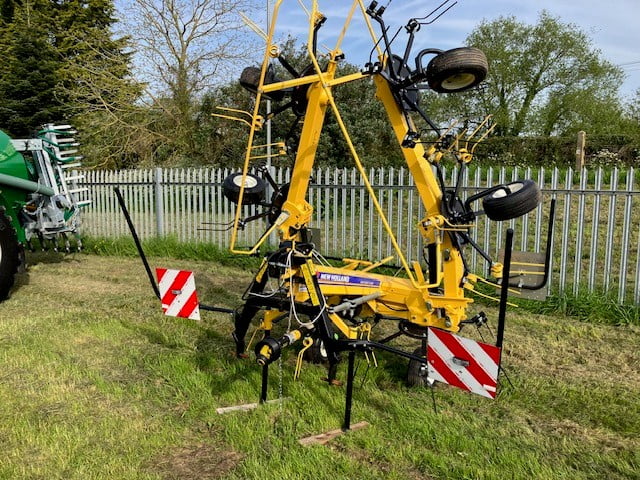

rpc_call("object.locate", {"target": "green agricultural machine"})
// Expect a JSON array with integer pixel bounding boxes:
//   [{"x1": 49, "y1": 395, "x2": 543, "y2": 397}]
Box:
[{"x1": 0, "y1": 124, "x2": 89, "y2": 300}]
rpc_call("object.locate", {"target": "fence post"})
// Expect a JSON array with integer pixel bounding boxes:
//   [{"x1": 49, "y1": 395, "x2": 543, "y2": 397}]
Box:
[
  {"x1": 575, "y1": 131, "x2": 586, "y2": 170},
  {"x1": 154, "y1": 167, "x2": 165, "y2": 237}
]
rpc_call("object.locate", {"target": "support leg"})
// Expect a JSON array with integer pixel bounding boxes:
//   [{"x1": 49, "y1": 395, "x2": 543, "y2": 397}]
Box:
[
  {"x1": 496, "y1": 228, "x2": 514, "y2": 350},
  {"x1": 260, "y1": 363, "x2": 269, "y2": 403},
  {"x1": 233, "y1": 277, "x2": 268, "y2": 357},
  {"x1": 343, "y1": 350, "x2": 356, "y2": 431}
]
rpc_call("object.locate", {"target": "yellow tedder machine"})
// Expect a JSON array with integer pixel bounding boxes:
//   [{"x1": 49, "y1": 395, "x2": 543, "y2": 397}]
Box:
[
  {"x1": 121, "y1": 0, "x2": 554, "y2": 431},
  {"x1": 214, "y1": 0, "x2": 554, "y2": 428}
]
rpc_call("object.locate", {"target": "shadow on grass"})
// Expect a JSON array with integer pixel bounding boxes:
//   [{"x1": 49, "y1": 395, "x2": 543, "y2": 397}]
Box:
[
  {"x1": 193, "y1": 328, "x2": 269, "y2": 396},
  {"x1": 120, "y1": 317, "x2": 263, "y2": 397},
  {"x1": 26, "y1": 250, "x2": 82, "y2": 266},
  {"x1": 10, "y1": 250, "x2": 82, "y2": 299}
]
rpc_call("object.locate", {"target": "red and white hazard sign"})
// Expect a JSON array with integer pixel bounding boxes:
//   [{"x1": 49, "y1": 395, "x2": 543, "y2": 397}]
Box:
[
  {"x1": 155, "y1": 268, "x2": 200, "y2": 320},
  {"x1": 427, "y1": 327, "x2": 501, "y2": 399}
]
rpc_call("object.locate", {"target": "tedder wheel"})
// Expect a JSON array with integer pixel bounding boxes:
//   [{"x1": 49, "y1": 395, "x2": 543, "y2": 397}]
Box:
[
  {"x1": 407, "y1": 347, "x2": 430, "y2": 387},
  {"x1": 303, "y1": 337, "x2": 328, "y2": 364},
  {"x1": 426, "y1": 47, "x2": 488, "y2": 93},
  {"x1": 222, "y1": 173, "x2": 266, "y2": 205},
  {"x1": 482, "y1": 179, "x2": 542, "y2": 221},
  {"x1": 0, "y1": 210, "x2": 20, "y2": 301},
  {"x1": 239, "y1": 66, "x2": 262, "y2": 93},
  {"x1": 239, "y1": 66, "x2": 285, "y2": 102}
]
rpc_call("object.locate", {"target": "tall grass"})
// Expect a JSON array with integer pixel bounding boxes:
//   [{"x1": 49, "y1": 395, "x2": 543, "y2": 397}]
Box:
[{"x1": 520, "y1": 290, "x2": 640, "y2": 326}]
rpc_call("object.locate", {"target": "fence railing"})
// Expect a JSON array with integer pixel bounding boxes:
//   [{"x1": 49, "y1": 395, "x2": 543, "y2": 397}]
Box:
[{"x1": 76, "y1": 165, "x2": 640, "y2": 304}]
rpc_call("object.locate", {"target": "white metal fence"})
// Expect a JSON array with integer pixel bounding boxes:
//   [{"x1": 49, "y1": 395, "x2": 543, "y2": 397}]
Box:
[{"x1": 75, "y1": 166, "x2": 640, "y2": 304}]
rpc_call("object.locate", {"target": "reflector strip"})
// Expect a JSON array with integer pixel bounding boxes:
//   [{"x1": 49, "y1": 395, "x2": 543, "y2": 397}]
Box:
[
  {"x1": 427, "y1": 327, "x2": 500, "y2": 399},
  {"x1": 156, "y1": 268, "x2": 200, "y2": 320}
]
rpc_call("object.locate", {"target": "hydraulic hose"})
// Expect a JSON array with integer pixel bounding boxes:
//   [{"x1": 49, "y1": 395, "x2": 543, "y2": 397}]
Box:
[{"x1": 0, "y1": 173, "x2": 54, "y2": 197}]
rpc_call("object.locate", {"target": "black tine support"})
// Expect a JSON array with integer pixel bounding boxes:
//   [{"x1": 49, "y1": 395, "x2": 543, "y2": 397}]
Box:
[{"x1": 343, "y1": 350, "x2": 357, "y2": 431}]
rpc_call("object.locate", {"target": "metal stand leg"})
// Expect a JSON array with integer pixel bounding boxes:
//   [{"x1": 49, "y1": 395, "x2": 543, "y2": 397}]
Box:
[
  {"x1": 260, "y1": 363, "x2": 269, "y2": 403},
  {"x1": 495, "y1": 228, "x2": 515, "y2": 392},
  {"x1": 343, "y1": 350, "x2": 356, "y2": 431},
  {"x1": 496, "y1": 228, "x2": 514, "y2": 350},
  {"x1": 114, "y1": 187, "x2": 160, "y2": 299}
]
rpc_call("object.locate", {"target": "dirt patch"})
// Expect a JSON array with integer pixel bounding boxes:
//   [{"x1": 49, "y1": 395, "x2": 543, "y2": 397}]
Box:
[{"x1": 152, "y1": 443, "x2": 243, "y2": 480}]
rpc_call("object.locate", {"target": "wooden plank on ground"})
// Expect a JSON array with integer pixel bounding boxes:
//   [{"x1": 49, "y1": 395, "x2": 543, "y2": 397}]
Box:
[
  {"x1": 298, "y1": 421, "x2": 370, "y2": 446},
  {"x1": 216, "y1": 398, "x2": 285, "y2": 414}
]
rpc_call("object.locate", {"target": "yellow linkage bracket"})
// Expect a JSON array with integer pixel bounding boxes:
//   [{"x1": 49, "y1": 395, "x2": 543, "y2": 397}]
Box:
[{"x1": 294, "y1": 337, "x2": 314, "y2": 380}]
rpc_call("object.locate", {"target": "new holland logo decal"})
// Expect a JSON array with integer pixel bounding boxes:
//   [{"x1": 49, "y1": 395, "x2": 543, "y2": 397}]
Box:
[{"x1": 316, "y1": 272, "x2": 381, "y2": 288}]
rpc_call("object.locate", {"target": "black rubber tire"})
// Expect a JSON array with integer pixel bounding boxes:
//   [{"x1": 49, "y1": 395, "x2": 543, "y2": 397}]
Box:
[
  {"x1": 239, "y1": 66, "x2": 261, "y2": 93},
  {"x1": 0, "y1": 210, "x2": 20, "y2": 301},
  {"x1": 426, "y1": 47, "x2": 488, "y2": 93},
  {"x1": 222, "y1": 173, "x2": 266, "y2": 205},
  {"x1": 239, "y1": 66, "x2": 285, "y2": 101},
  {"x1": 407, "y1": 347, "x2": 430, "y2": 387},
  {"x1": 482, "y1": 180, "x2": 542, "y2": 221},
  {"x1": 303, "y1": 338, "x2": 328, "y2": 364}
]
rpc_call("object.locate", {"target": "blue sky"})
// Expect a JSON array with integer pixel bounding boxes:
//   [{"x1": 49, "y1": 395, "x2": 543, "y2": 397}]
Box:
[{"x1": 250, "y1": 0, "x2": 640, "y2": 99}]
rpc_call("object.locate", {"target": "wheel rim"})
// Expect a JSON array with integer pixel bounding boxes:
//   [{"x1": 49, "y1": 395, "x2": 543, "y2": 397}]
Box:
[
  {"x1": 319, "y1": 341, "x2": 327, "y2": 359},
  {"x1": 441, "y1": 72, "x2": 476, "y2": 90},
  {"x1": 233, "y1": 175, "x2": 258, "y2": 189},
  {"x1": 491, "y1": 182, "x2": 524, "y2": 199}
]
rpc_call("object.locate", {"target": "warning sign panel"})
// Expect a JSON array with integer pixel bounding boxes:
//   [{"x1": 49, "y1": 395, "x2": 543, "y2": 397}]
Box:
[{"x1": 156, "y1": 268, "x2": 200, "y2": 320}]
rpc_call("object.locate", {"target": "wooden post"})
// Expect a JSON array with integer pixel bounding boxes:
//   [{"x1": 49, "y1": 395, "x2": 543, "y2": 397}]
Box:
[{"x1": 575, "y1": 131, "x2": 586, "y2": 170}]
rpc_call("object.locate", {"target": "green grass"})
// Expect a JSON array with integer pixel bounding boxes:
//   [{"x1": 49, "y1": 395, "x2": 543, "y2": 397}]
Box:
[
  {"x1": 0, "y1": 251, "x2": 638, "y2": 479},
  {"x1": 519, "y1": 289, "x2": 640, "y2": 326},
  {"x1": 82, "y1": 235, "x2": 264, "y2": 270}
]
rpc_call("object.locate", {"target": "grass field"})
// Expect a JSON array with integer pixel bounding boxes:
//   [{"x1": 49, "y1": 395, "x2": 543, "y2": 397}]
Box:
[{"x1": 0, "y1": 252, "x2": 638, "y2": 479}]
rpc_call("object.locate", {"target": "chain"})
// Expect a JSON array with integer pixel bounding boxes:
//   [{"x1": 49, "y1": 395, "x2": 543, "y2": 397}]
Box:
[{"x1": 278, "y1": 353, "x2": 284, "y2": 414}]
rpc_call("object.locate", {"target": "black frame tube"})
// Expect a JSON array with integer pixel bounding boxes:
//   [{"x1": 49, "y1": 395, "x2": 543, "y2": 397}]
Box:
[
  {"x1": 509, "y1": 199, "x2": 556, "y2": 290},
  {"x1": 114, "y1": 187, "x2": 235, "y2": 314}
]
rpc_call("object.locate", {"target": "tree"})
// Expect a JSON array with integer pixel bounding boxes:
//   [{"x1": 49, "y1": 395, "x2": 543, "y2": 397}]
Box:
[
  {"x1": 0, "y1": 0, "x2": 142, "y2": 167},
  {"x1": 626, "y1": 89, "x2": 640, "y2": 128},
  {"x1": 121, "y1": 0, "x2": 259, "y2": 164},
  {"x1": 426, "y1": 12, "x2": 625, "y2": 137},
  {"x1": 0, "y1": 1, "x2": 70, "y2": 136},
  {"x1": 54, "y1": 0, "x2": 147, "y2": 168}
]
